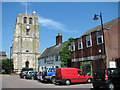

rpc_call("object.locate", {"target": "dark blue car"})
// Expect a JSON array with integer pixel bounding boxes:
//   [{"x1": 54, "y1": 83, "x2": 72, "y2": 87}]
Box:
[{"x1": 42, "y1": 68, "x2": 56, "y2": 83}]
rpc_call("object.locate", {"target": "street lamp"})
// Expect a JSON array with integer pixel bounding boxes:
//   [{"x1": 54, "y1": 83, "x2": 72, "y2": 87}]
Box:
[{"x1": 93, "y1": 12, "x2": 107, "y2": 68}]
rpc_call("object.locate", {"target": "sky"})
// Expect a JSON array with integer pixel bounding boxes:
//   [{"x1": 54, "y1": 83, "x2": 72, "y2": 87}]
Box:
[{"x1": 1, "y1": 1, "x2": 119, "y2": 58}]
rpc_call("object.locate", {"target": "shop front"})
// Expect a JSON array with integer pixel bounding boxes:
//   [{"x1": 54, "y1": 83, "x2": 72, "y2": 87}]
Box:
[{"x1": 80, "y1": 61, "x2": 93, "y2": 76}]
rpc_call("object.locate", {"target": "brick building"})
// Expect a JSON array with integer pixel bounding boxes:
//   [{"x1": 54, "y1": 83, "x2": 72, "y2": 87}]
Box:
[{"x1": 70, "y1": 18, "x2": 120, "y2": 76}]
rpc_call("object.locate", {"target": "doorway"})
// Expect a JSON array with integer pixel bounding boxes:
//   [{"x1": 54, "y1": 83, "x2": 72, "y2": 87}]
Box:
[{"x1": 25, "y1": 61, "x2": 29, "y2": 68}]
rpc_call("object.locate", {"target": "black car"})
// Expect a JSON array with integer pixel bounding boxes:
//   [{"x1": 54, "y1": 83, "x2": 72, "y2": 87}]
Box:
[{"x1": 93, "y1": 68, "x2": 120, "y2": 90}]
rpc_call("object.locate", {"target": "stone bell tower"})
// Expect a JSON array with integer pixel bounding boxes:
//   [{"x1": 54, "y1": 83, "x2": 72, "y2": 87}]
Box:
[{"x1": 11, "y1": 11, "x2": 40, "y2": 73}]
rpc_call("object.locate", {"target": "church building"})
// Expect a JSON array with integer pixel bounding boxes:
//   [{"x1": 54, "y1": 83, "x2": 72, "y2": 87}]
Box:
[{"x1": 11, "y1": 11, "x2": 40, "y2": 73}]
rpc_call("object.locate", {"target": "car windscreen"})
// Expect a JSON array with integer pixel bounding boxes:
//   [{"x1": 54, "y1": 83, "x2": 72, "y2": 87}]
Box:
[
  {"x1": 110, "y1": 69, "x2": 120, "y2": 75},
  {"x1": 48, "y1": 69, "x2": 55, "y2": 72}
]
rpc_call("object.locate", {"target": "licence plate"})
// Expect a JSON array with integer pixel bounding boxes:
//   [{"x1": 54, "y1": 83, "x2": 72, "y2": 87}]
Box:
[{"x1": 96, "y1": 79, "x2": 101, "y2": 81}]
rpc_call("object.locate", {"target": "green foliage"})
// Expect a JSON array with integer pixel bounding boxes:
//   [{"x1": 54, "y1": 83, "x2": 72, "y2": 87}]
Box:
[
  {"x1": 1, "y1": 58, "x2": 14, "y2": 73},
  {"x1": 59, "y1": 38, "x2": 74, "y2": 67}
]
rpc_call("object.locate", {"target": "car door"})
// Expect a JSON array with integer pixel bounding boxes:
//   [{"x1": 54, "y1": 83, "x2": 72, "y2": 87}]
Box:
[{"x1": 78, "y1": 70, "x2": 87, "y2": 82}]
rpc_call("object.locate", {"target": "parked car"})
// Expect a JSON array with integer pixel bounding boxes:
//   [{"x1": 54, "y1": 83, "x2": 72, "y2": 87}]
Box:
[
  {"x1": 26, "y1": 71, "x2": 37, "y2": 79},
  {"x1": 55, "y1": 68, "x2": 93, "y2": 85},
  {"x1": 42, "y1": 68, "x2": 56, "y2": 83},
  {"x1": 19, "y1": 71, "x2": 27, "y2": 79},
  {"x1": 34, "y1": 72, "x2": 41, "y2": 80},
  {"x1": 93, "y1": 68, "x2": 120, "y2": 90}
]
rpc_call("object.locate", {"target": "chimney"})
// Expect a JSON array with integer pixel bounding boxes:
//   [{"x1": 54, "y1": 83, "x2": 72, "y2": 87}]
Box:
[{"x1": 56, "y1": 33, "x2": 62, "y2": 45}]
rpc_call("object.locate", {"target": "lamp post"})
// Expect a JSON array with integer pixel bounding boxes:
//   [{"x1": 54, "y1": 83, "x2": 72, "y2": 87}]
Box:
[
  {"x1": 93, "y1": 12, "x2": 107, "y2": 68},
  {"x1": 10, "y1": 47, "x2": 12, "y2": 75}
]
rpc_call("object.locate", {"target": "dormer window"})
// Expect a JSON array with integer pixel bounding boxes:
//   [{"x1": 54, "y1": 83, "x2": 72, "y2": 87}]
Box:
[
  {"x1": 86, "y1": 35, "x2": 92, "y2": 47},
  {"x1": 77, "y1": 38, "x2": 83, "y2": 50},
  {"x1": 96, "y1": 31, "x2": 103, "y2": 45},
  {"x1": 24, "y1": 17, "x2": 27, "y2": 23},
  {"x1": 29, "y1": 18, "x2": 32, "y2": 24}
]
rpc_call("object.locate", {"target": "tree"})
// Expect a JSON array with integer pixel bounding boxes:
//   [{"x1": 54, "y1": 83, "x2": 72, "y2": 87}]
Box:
[
  {"x1": 59, "y1": 38, "x2": 74, "y2": 67},
  {"x1": 2, "y1": 58, "x2": 14, "y2": 74}
]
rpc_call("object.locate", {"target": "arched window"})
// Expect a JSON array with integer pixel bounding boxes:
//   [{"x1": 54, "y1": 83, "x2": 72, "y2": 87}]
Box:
[
  {"x1": 29, "y1": 18, "x2": 32, "y2": 24},
  {"x1": 25, "y1": 61, "x2": 29, "y2": 68},
  {"x1": 24, "y1": 17, "x2": 27, "y2": 23},
  {"x1": 26, "y1": 29, "x2": 29, "y2": 35}
]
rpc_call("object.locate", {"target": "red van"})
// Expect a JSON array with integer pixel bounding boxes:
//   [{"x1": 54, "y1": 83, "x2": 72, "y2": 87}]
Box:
[{"x1": 55, "y1": 68, "x2": 93, "y2": 85}]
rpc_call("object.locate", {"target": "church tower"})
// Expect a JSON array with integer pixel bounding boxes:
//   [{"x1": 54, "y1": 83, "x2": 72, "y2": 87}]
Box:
[{"x1": 11, "y1": 11, "x2": 40, "y2": 73}]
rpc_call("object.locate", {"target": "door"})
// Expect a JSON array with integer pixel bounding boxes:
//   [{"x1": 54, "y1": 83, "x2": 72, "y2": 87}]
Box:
[{"x1": 78, "y1": 70, "x2": 87, "y2": 82}]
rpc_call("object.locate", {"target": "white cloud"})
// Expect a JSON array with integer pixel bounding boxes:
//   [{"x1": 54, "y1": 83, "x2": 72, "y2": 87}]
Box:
[{"x1": 38, "y1": 16, "x2": 80, "y2": 33}]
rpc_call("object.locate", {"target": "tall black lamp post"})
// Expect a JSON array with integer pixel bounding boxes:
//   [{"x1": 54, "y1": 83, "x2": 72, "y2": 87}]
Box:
[
  {"x1": 93, "y1": 12, "x2": 107, "y2": 68},
  {"x1": 10, "y1": 47, "x2": 12, "y2": 75}
]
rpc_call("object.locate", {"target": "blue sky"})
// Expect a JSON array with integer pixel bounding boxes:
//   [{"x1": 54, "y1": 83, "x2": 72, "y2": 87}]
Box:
[{"x1": 2, "y1": 2, "x2": 118, "y2": 58}]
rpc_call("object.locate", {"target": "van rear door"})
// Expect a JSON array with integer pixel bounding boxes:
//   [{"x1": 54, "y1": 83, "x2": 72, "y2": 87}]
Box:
[{"x1": 94, "y1": 69, "x2": 105, "y2": 82}]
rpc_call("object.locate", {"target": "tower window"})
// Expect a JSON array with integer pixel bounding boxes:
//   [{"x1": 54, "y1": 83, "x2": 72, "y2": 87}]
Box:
[
  {"x1": 24, "y1": 17, "x2": 27, "y2": 23},
  {"x1": 26, "y1": 29, "x2": 29, "y2": 35},
  {"x1": 29, "y1": 18, "x2": 32, "y2": 24},
  {"x1": 26, "y1": 50, "x2": 29, "y2": 52}
]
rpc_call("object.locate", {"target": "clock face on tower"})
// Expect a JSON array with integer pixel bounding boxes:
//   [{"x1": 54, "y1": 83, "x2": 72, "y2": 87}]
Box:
[{"x1": 26, "y1": 25, "x2": 30, "y2": 30}]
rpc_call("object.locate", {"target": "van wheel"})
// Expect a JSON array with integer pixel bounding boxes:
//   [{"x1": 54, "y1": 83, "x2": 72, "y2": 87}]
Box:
[
  {"x1": 87, "y1": 78, "x2": 92, "y2": 83},
  {"x1": 65, "y1": 80, "x2": 71, "y2": 85},
  {"x1": 108, "y1": 83, "x2": 114, "y2": 90},
  {"x1": 51, "y1": 77, "x2": 55, "y2": 84}
]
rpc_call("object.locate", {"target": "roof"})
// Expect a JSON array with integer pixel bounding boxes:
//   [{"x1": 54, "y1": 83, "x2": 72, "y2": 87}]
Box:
[
  {"x1": 82, "y1": 17, "x2": 120, "y2": 36},
  {"x1": 0, "y1": 51, "x2": 7, "y2": 56},
  {"x1": 39, "y1": 42, "x2": 67, "y2": 59}
]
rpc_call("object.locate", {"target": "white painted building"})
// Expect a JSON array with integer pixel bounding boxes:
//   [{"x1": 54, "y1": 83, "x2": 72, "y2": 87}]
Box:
[{"x1": 38, "y1": 33, "x2": 67, "y2": 71}]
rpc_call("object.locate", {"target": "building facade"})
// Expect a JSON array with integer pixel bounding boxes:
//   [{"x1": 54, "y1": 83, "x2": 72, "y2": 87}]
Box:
[
  {"x1": 71, "y1": 18, "x2": 120, "y2": 76},
  {"x1": 11, "y1": 11, "x2": 40, "y2": 73},
  {"x1": 38, "y1": 33, "x2": 67, "y2": 71}
]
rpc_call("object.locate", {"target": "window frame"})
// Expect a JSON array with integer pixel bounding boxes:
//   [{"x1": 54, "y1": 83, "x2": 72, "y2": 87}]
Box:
[
  {"x1": 86, "y1": 35, "x2": 92, "y2": 47},
  {"x1": 71, "y1": 41, "x2": 75, "y2": 51},
  {"x1": 24, "y1": 17, "x2": 27, "y2": 23},
  {"x1": 29, "y1": 17, "x2": 32, "y2": 24},
  {"x1": 77, "y1": 38, "x2": 83, "y2": 50}
]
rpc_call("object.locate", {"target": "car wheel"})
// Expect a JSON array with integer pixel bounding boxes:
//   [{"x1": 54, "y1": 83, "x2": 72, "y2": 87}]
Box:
[
  {"x1": 87, "y1": 78, "x2": 92, "y2": 83},
  {"x1": 23, "y1": 76, "x2": 26, "y2": 79},
  {"x1": 51, "y1": 77, "x2": 55, "y2": 84},
  {"x1": 108, "y1": 83, "x2": 114, "y2": 90},
  {"x1": 31, "y1": 77, "x2": 34, "y2": 80},
  {"x1": 65, "y1": 80, "x2": 71, "y2": 85}
]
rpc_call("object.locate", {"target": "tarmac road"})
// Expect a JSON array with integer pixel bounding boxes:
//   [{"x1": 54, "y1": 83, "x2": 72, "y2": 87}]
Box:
[{"x1": 1, "y1": 75, "x2": 93, "y2": 90}]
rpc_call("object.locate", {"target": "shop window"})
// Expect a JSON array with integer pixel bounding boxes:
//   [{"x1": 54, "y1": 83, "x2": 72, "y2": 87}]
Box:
[{"x1": 86, "y1": 35, "x2": 92, "y2": 47}]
